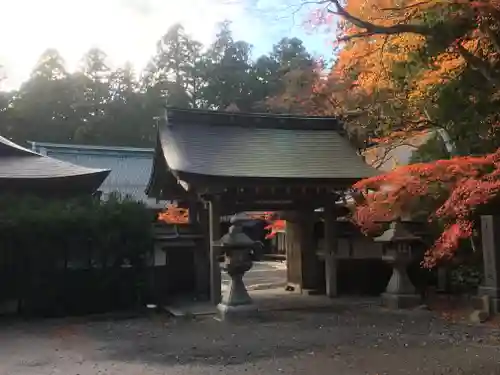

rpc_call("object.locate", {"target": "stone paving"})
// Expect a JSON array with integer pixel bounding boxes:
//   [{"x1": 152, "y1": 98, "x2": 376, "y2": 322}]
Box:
[
  {"x1": 2, "y1": 298, "x2": 500, "y2": 375},
  {"x1": 222, "y1": 260, "x2": 287, "y2": 292}
]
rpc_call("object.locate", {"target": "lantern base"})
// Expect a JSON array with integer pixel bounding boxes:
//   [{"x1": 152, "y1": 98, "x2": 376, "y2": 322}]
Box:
[
  {"x1": 473, "y1": 288, "x2": 500, "y2": 314},
  {"x1": 215, "y1": 302, "x2": 258, "y2": 321},
  {"x1": 381, "y1": 293, "x2": 421, "y2": 309}
]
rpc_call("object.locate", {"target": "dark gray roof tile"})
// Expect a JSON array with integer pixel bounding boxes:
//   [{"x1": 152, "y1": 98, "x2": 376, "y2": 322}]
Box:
[
  {"x1": 0, "y1": 156, "x2": 109, "y2": 179},
  {"x1": 159, "y1": 109, "x2": 377, "y2": 180},
  {"x1": 0, "y1": 135, "x2": 109, "y2": 181}
]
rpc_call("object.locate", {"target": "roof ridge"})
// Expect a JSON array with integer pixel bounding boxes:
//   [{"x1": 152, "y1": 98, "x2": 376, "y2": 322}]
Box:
[
  {"x1": 27, "y1": 141, "x2": 154, "y2": 153},
  {"x1": 0, "y1": 135, "x2": 41, "y2": 157},
  {"x1": 165, "y1": 107, "x2": 344, "y2": 132}
]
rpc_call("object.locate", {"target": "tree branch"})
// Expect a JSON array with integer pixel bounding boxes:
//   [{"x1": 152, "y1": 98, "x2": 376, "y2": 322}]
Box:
[
  {"x1": 323, "y1": 0, "x2": 499, "y2": 84},
  {"x1": 479, "y1": 19, "x2": 500, "y2": 56},
  {"x1": 380, "y1": 0, "x2": 435, "y2": 11},
  {"x1": 365, "y1": 139, "x2": 420, "y2": 169},
  {"x1": 456, "y1": 43, "x2": 498, "y2": 84},
  {"x1": 326, "y1": 0, "x2": 432, "y2": 41}
]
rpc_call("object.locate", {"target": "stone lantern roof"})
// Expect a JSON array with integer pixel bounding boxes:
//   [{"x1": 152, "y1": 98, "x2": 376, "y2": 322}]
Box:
[
  {"x1": 374, "y1": 221, "x2": 421, "y2": 243},
  {"x1": 218, "y1": 223, "x2": 255, "y2": 248}
]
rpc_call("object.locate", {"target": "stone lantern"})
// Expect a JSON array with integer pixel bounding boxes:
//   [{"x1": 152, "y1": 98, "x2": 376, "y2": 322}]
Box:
[
  {"x1": 374, "y1": 220, "x2": 421, "y2": 309},
  {"x1": 216, "y1": 217, "x2": 257, "y2": 321}
]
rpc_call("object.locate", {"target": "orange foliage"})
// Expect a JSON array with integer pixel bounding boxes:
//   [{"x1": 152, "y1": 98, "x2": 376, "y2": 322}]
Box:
[
  {"x1": 333, "y1": 0, "x2": 427, "y2": 94},
  {"x1": 309, "y1": 0, "x2": 500, "y2": 146},
  {"x1": 352, "y1": 149, "x2": 500, "y2": 267},
  {"x1": 157, "y1": 203, "x2": 189, "y2": 224}
]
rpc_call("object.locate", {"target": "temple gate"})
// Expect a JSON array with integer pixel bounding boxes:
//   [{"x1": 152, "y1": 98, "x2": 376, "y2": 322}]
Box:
[{"x1": 146, "y1": 107, "x2": 377, "y2": 304}]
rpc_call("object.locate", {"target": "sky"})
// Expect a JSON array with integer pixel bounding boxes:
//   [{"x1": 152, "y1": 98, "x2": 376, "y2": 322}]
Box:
[{"x1": 0, "y1": 0, "x2": 334, "y2": 90}]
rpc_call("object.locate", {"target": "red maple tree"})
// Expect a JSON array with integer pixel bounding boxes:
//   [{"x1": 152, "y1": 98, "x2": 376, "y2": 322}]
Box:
[
  {"x1": 265, "y1": 220, "x2": 286, "y2": 239},
  {"x1": 352, "y1": 148, "x2": 500, "y2": 267},
  {"x1": 245, "y1": 212, "x2": 286, "y2": 239}
]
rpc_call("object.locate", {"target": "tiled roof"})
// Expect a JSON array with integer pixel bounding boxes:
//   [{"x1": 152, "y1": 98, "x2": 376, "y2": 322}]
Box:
[
  {"x1": 0, "y1": 136, "x2": 109, "y2": 181},
  {"x1": 0, "y1": 156, "x2": 109, "y2": 179},
  {"x1": 158, "y1": 108, "x2": 377, "y2": 180},
  {"x1": 30, "y1": 141, "x2": 164, "y2": 207}
]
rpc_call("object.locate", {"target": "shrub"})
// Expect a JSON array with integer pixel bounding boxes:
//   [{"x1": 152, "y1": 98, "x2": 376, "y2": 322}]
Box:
[{"x1": 0, "y1": 194, "x2": 154, "y2": 316}]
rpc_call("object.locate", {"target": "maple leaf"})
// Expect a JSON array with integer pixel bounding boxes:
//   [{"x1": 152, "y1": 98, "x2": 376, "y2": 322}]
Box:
[{"x1": 351, "y1": 148, "x2": 500, "y2": 267}]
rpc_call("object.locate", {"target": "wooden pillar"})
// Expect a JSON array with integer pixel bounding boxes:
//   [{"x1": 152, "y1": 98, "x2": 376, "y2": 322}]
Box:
[
  {"x1": 286, "y1": 209, "x2": 321, "y2": 292},
  {"x1": 188, "y1": 199, "x2": 198, "y2": 225},
  {"x1": 209, "y1": 198, "x2": 222, "y2": 305},
  {"x1": 324, "y1": 202, "x2": 338, "y2": 298},
  {"x1": 479, "y1": 215, "x2": 500, "y2": 313},
  {"x1": 195, "y1": 202, "x2": 210, "y2": 300},
  {"x1": 286, "y1": 212, "x2": 303, "y2": 292}
]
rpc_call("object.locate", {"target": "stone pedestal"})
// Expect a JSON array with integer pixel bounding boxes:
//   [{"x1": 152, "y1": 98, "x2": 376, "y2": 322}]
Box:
[
  {"x1": 476, "y1": 287, "x2": 500, "y2": 314},
  {"x1": 216, "y1": 246, "x2": 257, "y2": 321},
  {"x1": 217, "y1": 267, "x2": 257, "y2": 320},
  {"x1": 382, "y1": 292, "x2": 421, "y2": 309},
  {"x1": 374, "y1": 222, "x2": 421, "y2": 309},
  {"x1": 381, "y1": 252, "x2": 420, "y2": 309}
]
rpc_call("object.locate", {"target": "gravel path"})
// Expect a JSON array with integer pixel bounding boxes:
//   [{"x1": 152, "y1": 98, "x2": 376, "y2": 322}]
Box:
[
  {"x1": 1, "y1": 304, "x2": 500, "y2": 375},
  {"x1": 223, "y1": 261, "x2": 287, "y2": 291}
]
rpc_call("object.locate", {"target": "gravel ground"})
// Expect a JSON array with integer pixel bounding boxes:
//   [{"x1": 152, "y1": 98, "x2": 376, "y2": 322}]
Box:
[{"x1": 1, "y1": 304, "x2": 500, "y2": 375}]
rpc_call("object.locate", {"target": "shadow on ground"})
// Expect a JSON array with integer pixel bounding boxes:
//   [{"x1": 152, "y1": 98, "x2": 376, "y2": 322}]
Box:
[
  {"x1": 2, "y1": 303, "x2": 500, "y2": 374},
  {"x1": 61, "y1": 307, "x2": 500, "y2": 365}
]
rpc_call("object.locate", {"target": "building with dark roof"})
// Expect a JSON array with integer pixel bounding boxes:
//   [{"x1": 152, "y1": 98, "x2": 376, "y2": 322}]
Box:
[
  {"x1": 28, "y1": 141, "x2": 164, "y2": 208},
  {"x1": 147, "y1": 107, "x2": 379, "y2": 304},
  {"x1": 0, "y1": 136, "x2": 109, "y2": 195},
  {"x1": 147, "y1": 107, "x2": 377, "y2": 206}
]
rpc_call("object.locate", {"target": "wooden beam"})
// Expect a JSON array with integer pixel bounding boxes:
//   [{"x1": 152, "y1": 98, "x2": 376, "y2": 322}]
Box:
[
  {"x1": 217, "y1": 199, "x2": 334, "y2": 214},
  {"x1": 202, "y1": 187, "x2": 342, "y2": 214},
  {"x1": 222, "y1": 186, "x2": 339, "y2": 200},
  {"x1": 199, "y1": 180, "x2": 352, "y2": 194},
  {"x1": 209, "y1": 197, "x2": 222, "y2": 305}
]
